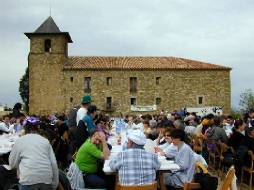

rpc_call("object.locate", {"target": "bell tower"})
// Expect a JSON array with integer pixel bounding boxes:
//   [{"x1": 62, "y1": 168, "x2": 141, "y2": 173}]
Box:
[{"x1": 25, "y1": 16, "x2": 73, "y2": 115}]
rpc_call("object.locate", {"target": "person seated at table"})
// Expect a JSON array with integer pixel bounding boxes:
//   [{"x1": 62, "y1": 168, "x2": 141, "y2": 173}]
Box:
[
  {"x1": 8, "y1": 116, "x2": 59, "y2": 190},
  {"x1": 143, "y1": 120, "x2": 153, "y2": 137},
  {"x1": 154, "y1": 128, "x2": 178, "y2": 159},
  {"x1": 164, "y1": 129, "x2": 195, "y2": 189},
  {"x1": 0, "y1": 115, "x2": 12, "y2": 134},
  {"x1": 75, "y1": 129, "x2": 110, "y2": 189},
  {"x1": 109, "y1": 129, "x2": 161, "y2": 185},
  {"x1": 95, "y1": 113, "x2": 111, "y2": 141},
  {"x1": 0, "y1": 165, "x2": 18, "y2": 190},
  {"x1": 227, "y1": 119, "x2": 246, "y2": 151}
]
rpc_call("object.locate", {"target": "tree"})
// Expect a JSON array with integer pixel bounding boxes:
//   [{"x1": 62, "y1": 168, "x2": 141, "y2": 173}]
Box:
[
  {"x1": 19, "y1": 67, "x2": 29, "y2": 112},
  {"x1": 239, "y1": 88, "x2": 254, "y2": 112}
]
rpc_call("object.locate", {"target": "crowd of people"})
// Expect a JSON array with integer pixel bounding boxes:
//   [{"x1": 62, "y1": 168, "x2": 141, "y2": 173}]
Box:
[{"x1": 0, "y1": 96, "x2": 254, "y2": 189}]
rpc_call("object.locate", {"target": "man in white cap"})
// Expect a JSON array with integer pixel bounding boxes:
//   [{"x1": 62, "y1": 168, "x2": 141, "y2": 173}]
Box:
[{"x1": 109, "y1": 129, "x2": 160, "y2": 185}]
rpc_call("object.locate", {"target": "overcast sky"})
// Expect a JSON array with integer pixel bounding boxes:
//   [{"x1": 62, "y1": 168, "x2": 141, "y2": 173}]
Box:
[{"x1": 0, "y1": 0, "x2": 253, "y2": 110}]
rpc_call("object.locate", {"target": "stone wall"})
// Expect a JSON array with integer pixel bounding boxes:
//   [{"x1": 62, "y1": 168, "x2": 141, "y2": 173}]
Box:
[
  {"x1": 27, "y1": 36, "x2": 231, "y2": 116},
  {"x1": 28, "y1": 35, "x2": 68, "y2": 115},
  {"x1": 63, "y1": 69, "x2": 231, "y2": 115}
]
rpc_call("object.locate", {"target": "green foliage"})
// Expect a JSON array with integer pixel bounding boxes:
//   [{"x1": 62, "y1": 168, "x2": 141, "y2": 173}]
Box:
[
  {"x1": 230, "y1": 110, "x2": 242, "y2": 119},
  {"x1": 19, "y1": 67, "x2": 29, "y2": 112},
  {"x1": 239, "y1": 88, "x2": 254, "y2": 112}
]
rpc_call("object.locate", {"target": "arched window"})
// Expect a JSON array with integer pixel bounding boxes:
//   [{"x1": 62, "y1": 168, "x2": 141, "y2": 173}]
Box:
[{"x1": 44, "y1": 39, "x2": 52, "y2": 52}]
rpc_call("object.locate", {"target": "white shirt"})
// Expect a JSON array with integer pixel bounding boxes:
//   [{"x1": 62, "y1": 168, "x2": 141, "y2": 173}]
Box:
[
  {"x1": 76, "y1": 107, "x2": 87, "y2": 126},
  {"x1": 163, "y1": 143, "x2": 178, "y2": 158},
  {"x1": 184, "y1": 125, "x2": 196, "y2": 135},
  {"x1": 9, "y1": 134, "x2": 59, "y2": 188},
  {"x1": 224, "y1": 123, "x2": 234, "y2": 137},
  {"x1": 0, "y1": 122, "x2": 11, "y2": 133}
]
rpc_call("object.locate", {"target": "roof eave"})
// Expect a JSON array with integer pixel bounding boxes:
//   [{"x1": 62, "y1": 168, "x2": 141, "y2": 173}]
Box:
[
  {"x1": 63, "y1": 67, "x2": 231, "y2": 71},
  {"x1": 24, "y1": 32, "x2": 73, "y2": 43}
]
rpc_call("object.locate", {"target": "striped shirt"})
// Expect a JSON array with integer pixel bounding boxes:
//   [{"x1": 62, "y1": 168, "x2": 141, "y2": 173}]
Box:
[{"x1": 109, "y1": 148, "x2": 160, "y2": 185}]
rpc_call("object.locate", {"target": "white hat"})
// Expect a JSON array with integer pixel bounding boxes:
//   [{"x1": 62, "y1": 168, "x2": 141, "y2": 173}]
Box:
[
  {"x1": 127, "y1": 129, "x2": 146, "y2": 145},
  {"x1": 184, "y1": 115, "x2": 195, "y2": 122}
]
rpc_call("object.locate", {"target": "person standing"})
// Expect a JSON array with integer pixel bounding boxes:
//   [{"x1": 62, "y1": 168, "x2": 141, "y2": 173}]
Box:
[
  {"x1": 9, "y1": 116, "x2": 59, "y2": 190},
  {"x1": 83, "y1": 105, "x2": 98, "y2": 133},
  {"x1": 76, "y1": 95, "x2": 92, "y2": 126}
]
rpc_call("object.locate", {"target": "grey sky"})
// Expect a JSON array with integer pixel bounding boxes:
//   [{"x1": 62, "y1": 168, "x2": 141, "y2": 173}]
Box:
[{"x1": 0, "y1": 0, "x2": 253, "y2": 110}]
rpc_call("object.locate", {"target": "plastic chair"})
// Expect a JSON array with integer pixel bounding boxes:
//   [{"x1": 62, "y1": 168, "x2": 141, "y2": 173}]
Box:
[{"x1": 115, "y1": 182, "x2": 157, "y2": 190}]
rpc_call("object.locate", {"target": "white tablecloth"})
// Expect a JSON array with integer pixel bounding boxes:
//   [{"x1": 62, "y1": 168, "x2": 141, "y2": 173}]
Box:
[{"x1": 103, "y1": 145, "x2": 180, "y2": 174}]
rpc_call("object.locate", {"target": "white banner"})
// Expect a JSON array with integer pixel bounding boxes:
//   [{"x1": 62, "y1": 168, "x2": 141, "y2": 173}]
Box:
[{"x1": 131, "y1": 105, "x2": 157, "y2": 112}]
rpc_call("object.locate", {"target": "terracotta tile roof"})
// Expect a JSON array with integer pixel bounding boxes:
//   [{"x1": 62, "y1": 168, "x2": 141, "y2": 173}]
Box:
[{"x1": 63, "y1": 56, "x2": 231, "y2": 70}]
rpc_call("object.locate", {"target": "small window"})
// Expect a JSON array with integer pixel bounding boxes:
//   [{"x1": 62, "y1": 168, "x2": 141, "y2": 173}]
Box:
[
  {"x1": 84, "y1": 77, "x2": 91, "y2": 93},
  {"x1": 106, "y1": 97, "x2": 112, "y2": 109},
  {"x1": 156, "y1": 97, "x2": 161, "y2": 105},
  {"x1": 130, "y1": 77, "x2": 137, "y2": 93},
  {"x1": 70, "y1": 77, "x2": 73, "y2": 82},
  {"x1": 198, "y1": 96, "x2": 203, "y2": 105},
  {"x1": 106, "y1": 77, "x2": 112, "y2": 86},
  {"x1": 44, "y1": 39, "x2": 52, "y2": 52},
  {"x1": 70, "y1": 97, "x2": 73, "y2": 103},
  {"x1": 156, "y1": 77, "x2": 161, "y2": 85},
  {"x1": 131, "y1": 98, "x2": 136, "y2": 106}
]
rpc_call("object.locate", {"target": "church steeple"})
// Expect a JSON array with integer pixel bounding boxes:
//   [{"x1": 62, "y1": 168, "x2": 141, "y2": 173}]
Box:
[
  {"x1": 25, "y1": 16, "x2": 72, "y2": 55},
  {"x1": 34, "y1": 16, "x2": 61, "y2": 33},
  {"x1": 25, "y1": 16, "x2": 72, "y2": 43},
  {"x1": 25, "y1": 16, "x2": 70, "y2": 115}
]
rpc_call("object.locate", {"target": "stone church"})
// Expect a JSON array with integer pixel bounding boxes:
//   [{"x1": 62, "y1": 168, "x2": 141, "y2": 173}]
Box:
[{"x1": 25, "y1": 16, "x2": 231, "y2": 115}]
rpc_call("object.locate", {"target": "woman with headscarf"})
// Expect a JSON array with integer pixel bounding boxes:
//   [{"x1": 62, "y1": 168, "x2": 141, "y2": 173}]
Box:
[{"x1": 8, "y1": 116, "x2": 59, "y2": 190}]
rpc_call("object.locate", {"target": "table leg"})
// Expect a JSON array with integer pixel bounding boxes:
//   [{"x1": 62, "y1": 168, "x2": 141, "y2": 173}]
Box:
[{"x1": 159, "y1": 171, "x2": 167, "y2": 190}]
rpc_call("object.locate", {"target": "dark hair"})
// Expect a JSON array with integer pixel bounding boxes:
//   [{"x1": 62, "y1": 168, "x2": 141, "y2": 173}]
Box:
[
  {"x1": 227, "y1": 115, "x2": 233, "y2": 120},
  {"x1": 171, "y1": 129, "x2": 185, "y2": 141},
  {"x1": 57, "y1": 114, "x2": 66, "y2": 121},
  {"x1": 213, "y1": 116, "x2": 222, "y2": 126},
  {"x1": 143, "y1": 120, "x2": 150, "y2": 125},
  {"x1": 248, "y1": 127, "x2": 254, "y2": 135},
  {"x1": 95, "y1": 113, "x2": 110, "y2": 125},
  {"x1": 234, "y1": 119, "x2": 243, "y2": 129},
  {"x1": 89, "y1": 128, "x2": 99, "y2": 137},
  {"x1": 164, "y1": 128, "x2": 172, "y2": 136},
  {"x1": 206, "y1": 113, "x2": 215, "y2": 119},
  {"x1": 87, "y1": 105, "x2": 97, "y2": 115},
  {"x1": 13, "y1": 103, "x2": 22, "y2": 110}
]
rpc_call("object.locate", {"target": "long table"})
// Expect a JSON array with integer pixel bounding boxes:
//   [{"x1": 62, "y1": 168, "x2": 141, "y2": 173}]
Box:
[{"x1": 103, "y1": 145, "x2": 180, "y2": 190}]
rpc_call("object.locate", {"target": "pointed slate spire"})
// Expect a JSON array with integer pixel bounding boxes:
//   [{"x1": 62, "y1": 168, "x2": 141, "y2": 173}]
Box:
[
  {"x1": 25, "y1": 16, "x2": 72, "y2": 43},
  {"x1": 35, "y1": 16, "x2": 61, "y2": 33}
]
